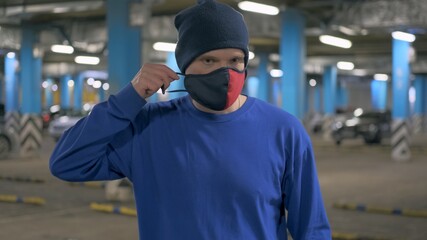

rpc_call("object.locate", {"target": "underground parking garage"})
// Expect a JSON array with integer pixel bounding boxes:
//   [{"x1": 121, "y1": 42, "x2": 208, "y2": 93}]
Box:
[{"x1": 1, "y1": 0, "x2": 427, "y2": 239}]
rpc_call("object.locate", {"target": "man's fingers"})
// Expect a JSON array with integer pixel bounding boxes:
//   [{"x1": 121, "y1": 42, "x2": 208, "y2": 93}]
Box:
[
  {"x1": 152, "y1": 64, "x2": 180, "y2": 80},
  {"x1": 131, "y1": 63, "x2": 181, "y2": 98}
]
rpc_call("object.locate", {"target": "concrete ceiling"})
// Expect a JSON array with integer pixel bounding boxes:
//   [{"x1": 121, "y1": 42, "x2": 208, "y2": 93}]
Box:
[{"x1": 0, "y1": 0, "x2": 426, "y2": 77}]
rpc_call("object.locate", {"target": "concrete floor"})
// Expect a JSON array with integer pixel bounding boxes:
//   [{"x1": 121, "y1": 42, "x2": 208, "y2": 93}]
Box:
[{"x1": 0, "y1": 132, "x2": 426, "y2": 240}]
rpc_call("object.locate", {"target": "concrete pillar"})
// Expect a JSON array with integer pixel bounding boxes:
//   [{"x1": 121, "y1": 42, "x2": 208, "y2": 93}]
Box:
[
  {"x1": 44, "y1": 78, "x2": 54, "y2": 108},
  {"x1": 98, "y1": 87, "x2": 106, "y2": 102},
  {"x1": 391, "y1": 39, "x2": 411, "y2": 161},
  {"x1": 322, "y1": 65, "x2": 337, "y2": 139},
  {"x1": 60, "y1": 74, "x2": 72, "y2": 110},
  {"x1": 165, "y1": 52, "x2": 185, "y2": 100},
  {"x1": 4, "y1": 52, "x2": 20, "y2": 154},
  {"x1": 5, "y1": 53, "x2": 19, "y2": 113},
  {"x1": 20, "y1": 25, "x2": 43, "y2": 156},
  {"x1": 336, "y1": 81, "x2": 348, "y2": 110},
  {"x1": 106, "y1": 0, "x2": 142, "y2": 201},
  {"x1": 257, "y1": 52, "x2": 269, "y2": 102},
  {"x1": 314, "y1": 85, "x2": 321, "y2": 113},
  {"x1": 246, "y1": 76, "x2": 259, "y2": 98},
  {"x1": 106, "y1": 0, "x2": 141, "y2": 94},
  {"x1": 323, "y1": 65, "x2": 337, "y2": 115},
  {"x1": 73, "y1": 73, "x2": 84, "y2": 111},
  {"x1": 412, "y1": 75, "x2": 426, "y2": 134},
  {"x1": 371, "y1": 80, "x2": 388, "y2": 111},
  {"x1": 280, "y1": 8, "x2": 306, "y2": 119}
]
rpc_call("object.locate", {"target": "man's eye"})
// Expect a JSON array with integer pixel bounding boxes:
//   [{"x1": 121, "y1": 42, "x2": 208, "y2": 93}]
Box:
[
  {"x1": 202, "y1": 58, "x2": 214, "y2": 64},
  {"x1": 232, "y1": 57, "x2": 244, "y2": 63}
]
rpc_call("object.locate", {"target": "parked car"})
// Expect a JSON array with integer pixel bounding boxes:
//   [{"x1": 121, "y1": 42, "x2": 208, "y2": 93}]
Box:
[
  {"x1": 48, "y1": 110, "x2": 88, "y2": 141},
  {"x1": 331, "y1": 109, "x2": 391, "y2": 145},
  {"x1": 41, "y1": 105, "x2": 61, "y2": 129},
  {"x1": 0, "y1": 124, "x2": 13, "y2": 159}
]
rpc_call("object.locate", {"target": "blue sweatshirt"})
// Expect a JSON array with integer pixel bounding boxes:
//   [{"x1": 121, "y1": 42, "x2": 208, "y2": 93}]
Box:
[{"x1": 50, "y1": 84, "x2": 331, "y2": 240}]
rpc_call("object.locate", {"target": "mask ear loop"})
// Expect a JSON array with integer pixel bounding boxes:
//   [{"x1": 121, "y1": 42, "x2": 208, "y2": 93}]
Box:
[{"x1": 161, "y1": 72, "x2": 187, "y2": 93}]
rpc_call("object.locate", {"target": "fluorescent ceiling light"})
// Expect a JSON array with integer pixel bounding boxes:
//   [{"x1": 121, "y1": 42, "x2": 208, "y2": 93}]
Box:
[
  {"x1": 269, "y1": 53, "x2": 280, "y2": 62},
  {"x1": 249, "y1": 51, "x2": 255, "y2": 60},
  {"x1": 319, "y1": 35, "x2": 352, "y2": 49},
  {"x1": 75, "y1": 56, "x2": 100, "y2": 65},
  {"x1": 374, "y1": 74, "x2": 388, "y2": 81},
  {"x1": 409, "y1": 86, "x2": 416, "y2": 104},
  {"x1": 102, "y1": 83, "x2": 110, "y2": 91},
  {"x1": 51, "y1": 84, "x2": 58, "y2": 92},
  {"x1": 309, "y1": 79, "x2": 317, "y2": 87},
  {"x1": 153, "y1": 42, "x2": 176, "y2": 52},
  {"x1": 392, "y1": 31, "x2": 416, "y2": 42},
  {"x1": 87, "y1": 77, "x2": 95, "y2": 85},
  {"x1": 353, "y1": 69, "x2": 367, "y2": 76},
  {"x1": 93, "y1": 80, "x2": 102, "y2": 89},
  {"x1": 67, "y1": 80, "x2": 74, "y2": 87},
  {"x1": 270, "y1": 69, "x2": 283, "y2": 78},
  {"x1": 52, "y1": 7, "x2": 69, "y2": 13},
  {"x1": 6, "y1": 52, "x2": 16, "y2": 58},
  {"x1": 42, "y1": 81, "x2": 49, "y2": 89},
  {"x1": 338, "y1": 26, "x2": 357, "y2": 36},
  {"x1": 51, "y1": 44, "x2": 74, "y2": 54},
  {"x1": 337, "y1": 61, "x2": 354, "y2": 70},
  {"x1": 238, "y1": 1, "x2": 279, "y2": 15}
]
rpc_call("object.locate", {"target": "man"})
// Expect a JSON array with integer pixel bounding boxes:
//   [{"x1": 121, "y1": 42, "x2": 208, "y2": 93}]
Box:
[{"x1": 50, "y1": 0, "x2": 331, "y2": 239}]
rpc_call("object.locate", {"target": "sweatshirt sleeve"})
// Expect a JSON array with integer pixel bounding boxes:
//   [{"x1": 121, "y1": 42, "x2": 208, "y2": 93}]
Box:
[
  {"x1": 49, "y1": 83, "x2": 147, "y2": 182},
  {"x1": 283, "y1": 131, "x2": 331, "y2": 239}
]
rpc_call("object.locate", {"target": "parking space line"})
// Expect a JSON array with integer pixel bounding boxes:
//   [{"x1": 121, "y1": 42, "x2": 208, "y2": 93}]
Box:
[
  {"x1": 90, "y1": 202, "x2": 136, "y2": 217},
  {"x1": 332, "y1": 232, "x2": 398, "y2": 240},
  {"x1": 69, "y1": 181, "x2": 106, "y2": 188},
  {"x1": 0, "y1": 194, "x2": 46, "y2": 205},
  {"x1": 333, "y1": 202, "x2": 427, "y2": 218},
  {"x1": 0, "y1": 175, "x2": 45, "y2": 183}
]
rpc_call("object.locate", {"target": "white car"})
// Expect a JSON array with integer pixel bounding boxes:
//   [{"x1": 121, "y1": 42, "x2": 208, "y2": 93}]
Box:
[{"x1": 48, "y1": 115, "x2": 83, "y2": 141}]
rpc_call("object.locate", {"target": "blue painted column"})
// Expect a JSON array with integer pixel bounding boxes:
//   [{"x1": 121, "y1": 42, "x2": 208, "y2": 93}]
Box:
[
  {"x1": 5, "y1": 53, "x2": 19, "y2": 112},
  {"x1": 257, "y1": 52, "x2": 269, "y2": 102},
  {"x1": 73, "y1": 73, "x2": 84, "y2": 111},
  {"x1": 5, "y1": 52, "x2": 21, "y2": 149},
  {"x1": 323, "y1": 66, "x2": 337, "y2": 115},
  {"x1": 391, "y1": 39, "x2": 411, "y2": 161},
  {"x1": 107, "y1": 0, "x2": 141, "y2": 94},
  {"x1": 322, "y1": 66, "x2": 337, "y2": 139},
  {"x1": 44, "y1": 78, "x2": 54, "y2": 108},
  {"x1": 165, "y1": 52, "x2": 185, "y2": 100},
  {"x1": 280, "y1": 8, "x2": 306, "y2": 118},
  {"x1": 304, "y1": 83, "x2": 310, "y2": 115},
  {"x1": 32, "y1": 57, "x2": 42, "y2": 112},
  {"x1": 60, "y1": 74, "x2": 71, "y2": 110},
  {"x1": 21, "y1": 28, "x2": 42, "y2": 114},
  {"x1": 99, "y1": 88, "x2": 106, "y2": 102},
  {"x1": 371, "y1": 80, "x2": 388, "y2": 111},
  {"x1": 314, "y1": 86, "x2": 321, "y2": 113},
  {"x1": 20, "y1": 25, "x2": 43, "y2": 156},
  {"x1": 246, "y1": 76, "x2": 259, "y2": 98},
  {"x1": 336, "y1": 82, "x2": 348, "y2": 110},
  {"x1": 413, "y1": 75, "x2": 426, "y2": 133}
]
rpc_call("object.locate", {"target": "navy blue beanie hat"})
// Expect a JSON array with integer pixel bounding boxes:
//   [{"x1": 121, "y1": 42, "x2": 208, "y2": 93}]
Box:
[{"x1": 174, "y1": 0, "x2": 249, "y2": 73}]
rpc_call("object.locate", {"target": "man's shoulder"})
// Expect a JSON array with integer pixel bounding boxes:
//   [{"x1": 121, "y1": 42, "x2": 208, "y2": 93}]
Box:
[{"x1": 250, "y1": 97, "x2": 300, "y2": 122}]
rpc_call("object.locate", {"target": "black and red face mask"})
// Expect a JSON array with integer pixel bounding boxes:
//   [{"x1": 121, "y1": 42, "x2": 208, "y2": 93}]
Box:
[{"x1": 176, "y1": 67, "x2": 246, "y2": 111}]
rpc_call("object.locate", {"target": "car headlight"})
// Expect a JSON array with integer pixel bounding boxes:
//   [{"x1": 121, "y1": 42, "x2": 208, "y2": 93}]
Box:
[{"x1": 333, "y1": 122, "x2": 343, "y2": 130}]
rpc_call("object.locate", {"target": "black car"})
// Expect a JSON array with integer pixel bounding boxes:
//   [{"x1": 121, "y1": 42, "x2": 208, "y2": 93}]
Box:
[{"x1": 331, "y1": 110, "x2": 391, "y2": 145}]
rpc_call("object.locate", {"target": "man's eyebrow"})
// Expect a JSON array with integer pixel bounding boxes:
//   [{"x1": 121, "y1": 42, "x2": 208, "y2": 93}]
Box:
[{"x1": 197, "y1": 55, "x2": 217, "y2": 60}]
